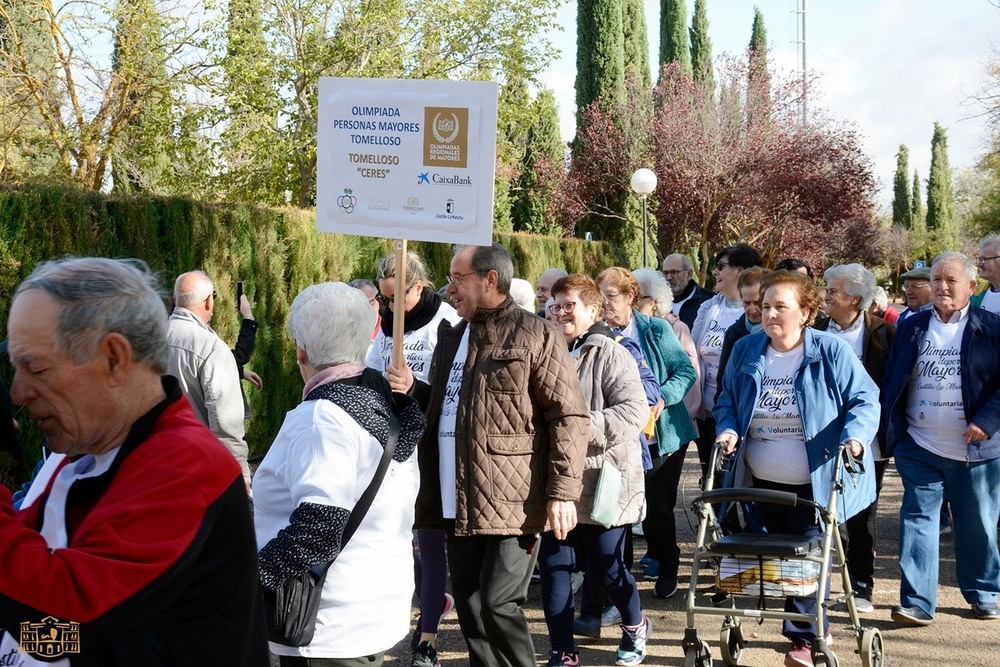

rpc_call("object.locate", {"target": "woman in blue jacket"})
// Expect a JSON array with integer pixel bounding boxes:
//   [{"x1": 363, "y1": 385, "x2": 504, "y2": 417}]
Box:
[{"x1": 714, "y1": 270, "x2": 879, "y2": 667}]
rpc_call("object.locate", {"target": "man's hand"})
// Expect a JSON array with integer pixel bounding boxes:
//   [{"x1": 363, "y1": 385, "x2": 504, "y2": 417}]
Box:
[
  {"x1": 243, "y1": 368, "x2": 263, "y2": 389},
  {"x1": 965, "y1": 423, "x2": 989, "y2": 443},
  {"x1": 547, "y1": 499, "x2": 577, "y2": 540},
  {"x1": 716, "y1": 432, "x2": 739, "y2": 456},
  {"x1": 239, "y1": 294, "x2": 254, "y2": 320},
  {"x1": 386, "y1": 364, "x2": 414, "y2": 394}
]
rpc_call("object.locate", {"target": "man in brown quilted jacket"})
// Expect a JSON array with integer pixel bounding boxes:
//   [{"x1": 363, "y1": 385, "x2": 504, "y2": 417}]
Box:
[{"x1": 389, "y1": 242, "x2": 589, "y2": 667}]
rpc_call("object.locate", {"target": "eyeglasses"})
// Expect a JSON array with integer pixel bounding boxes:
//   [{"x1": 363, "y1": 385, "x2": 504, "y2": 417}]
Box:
[
  {"x1": 446, "y1": 270, "x2": 481, "y2": 286},
  {"x1": 548, "y1": 302, "x2": 577, "y2": 315},
  {"x1": 715, "y1": 262, "x2": 731, "y2": 271},
  {"x1": 376, "y1": 283, "x2": 417, "y2": 308},
  {"x1": 602, "y1": 291, "x2": 626, "y2": 301},
  {"x1": 662, "y1": 269, "x2": 685, "y2": 277},
  {"x1": 637, "y1": 294, "x2": 652, "y2": 302},
  {"x1": 903, "y1": 282, "x2": 930, "y2": 291},
  {"x1": 976, "y1": 255, "x2": 1000, "y2": 264}
]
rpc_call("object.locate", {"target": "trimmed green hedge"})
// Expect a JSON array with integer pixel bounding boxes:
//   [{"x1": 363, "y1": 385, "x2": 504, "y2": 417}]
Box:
[{"x1": 0, "y1": 184, "x2": 625, "y2": 467}]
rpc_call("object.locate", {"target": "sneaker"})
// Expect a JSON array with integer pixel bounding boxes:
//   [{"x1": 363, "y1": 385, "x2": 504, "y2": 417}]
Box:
[
  {"x1": 615, "y1": 615, "x2": 651, "y2": 666},
  {"x1": 573, "y1": 614, "x2": 601, "y2": 638},
  {"x1": 545, "y1": 650, "x2": 580, "y2": 667},
  {"x1": 642, "y1": 560, "x2": 660, "y2": 580},
  {"x1": 638, "y1": 553, "x2": 653, "y2": 568},
  {"x1": 654, "y1": 575, "x2": 678, "y2": 599},
  {"x1": 784, "y1": 639, "x2": 813, "y2": 667},
  {"x1": 891, "y1": 605, "x2": 934, "y2": 626},
  {"x1": 411, "y1": 641, "x2": 440, "y2": 667},
  {"x1": 600, "y1": 604, "x2": 622, "y2": 626},
  {"x1": 852, "y1": 583, "x2": 874, "y2": 613}
]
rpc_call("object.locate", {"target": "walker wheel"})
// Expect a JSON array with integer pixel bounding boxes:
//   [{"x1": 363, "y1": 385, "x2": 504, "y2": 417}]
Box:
[
  {"x1": 811, "y1": 645, "x2": 837, "y2": 667},
  {"x1": 719, "y1": 617, "x2": 744, "y2": 666},
  {"x1": 683, "y1": 639, "x2": 713, "y2": 667},
  {"x1": 860, "y1": 628, "x2": 884, "y2": 667}
]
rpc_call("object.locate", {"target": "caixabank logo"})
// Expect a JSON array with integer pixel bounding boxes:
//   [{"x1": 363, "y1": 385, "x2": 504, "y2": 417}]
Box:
[
  {"x1": 423, "y1": 107, "x2": 469, "y2": 168},
  {"x1": 20, "y1": 616, "x2": 81, "y2": 659}
]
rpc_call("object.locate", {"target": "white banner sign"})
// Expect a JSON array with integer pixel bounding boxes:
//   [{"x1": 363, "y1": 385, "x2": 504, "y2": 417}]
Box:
[{"x1": 316, "y1": 78, "x2": 499, "y2": 246}]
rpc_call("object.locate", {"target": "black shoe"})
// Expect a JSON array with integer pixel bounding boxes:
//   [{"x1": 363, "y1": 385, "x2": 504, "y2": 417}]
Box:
[
  {"x1": 654, "y1": 575, "x2": 678, "y2": 599},
  {"x1": 972, "y1": 602, "x2": 1000, "y2": 619},
  {"x1": 891, "y1": 605, "x2": 933, "y2": 626},
  {"x1": 411, "y1": 641, "x2": 440, "y2": 667}
]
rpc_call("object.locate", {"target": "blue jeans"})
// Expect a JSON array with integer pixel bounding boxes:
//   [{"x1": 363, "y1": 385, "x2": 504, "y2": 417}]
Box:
[{"x1": 894, "y1": 434, "x2": 1000, "y2": 615}]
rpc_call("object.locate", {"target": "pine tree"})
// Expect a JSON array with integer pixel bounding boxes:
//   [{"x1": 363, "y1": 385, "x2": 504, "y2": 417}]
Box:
[
  {"x1": 747, "y1": 8, "x2": 771, "y2": 127},
  {"x1": 622, "y1": 0, "x2": 651, "y2": 88},
  {"x1": 910, "y1": 169, "x2": 926, "y2": 258},
  {"x1": 659, "y1": 0, "x2": 690, "y2": 76},
  {"x1": 689, "y1": 0, "x2": 714, "y2": 89},
  {"x1": 576, "y1": 0, "x2": 626, "y2": 128},
  {"x1": 927, "y1": 122, "x2": 956, "y2": 248},
  {"x1": 111, "y1": 0, "x2": 174, "y2": 193},
  {"x1": 892, "y1": 144, "x2": 912, "y2": 228}
]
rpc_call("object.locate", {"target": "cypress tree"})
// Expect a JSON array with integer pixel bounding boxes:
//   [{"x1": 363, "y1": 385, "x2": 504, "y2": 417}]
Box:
[
  {"x1": 576, "y1": 0, "x2": 626, "y2": 129},
  {"x1": 892, "y1": 144, "x2": 912, "y2": 228},
  {"x1": 747, "y1": 8, "x2": 771, "y2": 127},
  {"x1": 926, "y1": 122, "x2": 956, "y2": 247},
  {"x1": 689, "y1": 0, "x2": 714, "y2": 89},
  {"x1": 659, "y1": 0, "x2": 690, "y2": 76},
  {"x1": 111, "y1": 0, "x2": 174, "y2": 193},
  {"x1": 622, "y1": 0, "x2": 651, "y2": 88},
  {"x1": 513, "y1": 90, "x2": 565, "y2": 235}
]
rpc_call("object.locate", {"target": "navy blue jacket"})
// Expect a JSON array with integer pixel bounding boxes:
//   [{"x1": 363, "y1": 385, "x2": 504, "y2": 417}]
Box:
[{"x1": 881, "y1": 307, "x2": 1000, "y2": 461}]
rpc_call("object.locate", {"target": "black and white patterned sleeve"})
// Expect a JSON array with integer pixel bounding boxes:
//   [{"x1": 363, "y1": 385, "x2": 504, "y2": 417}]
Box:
[{"x1": 257, "y1": 501, "x2": 351, "y2": 589}]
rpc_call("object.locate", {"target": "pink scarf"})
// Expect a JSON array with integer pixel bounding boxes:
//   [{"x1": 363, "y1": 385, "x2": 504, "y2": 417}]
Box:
[{"x1": 301, "y1": 363, "x2": 366, "y2": 400}]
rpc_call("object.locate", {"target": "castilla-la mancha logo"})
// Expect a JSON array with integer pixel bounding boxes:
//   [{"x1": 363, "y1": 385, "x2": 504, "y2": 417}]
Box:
[
  {"x1": 20, "y1": 616, "x2": 81, "y2": 658},
  {"x1": 423, "y1": 107, "x2": 469, "y2": 169}
]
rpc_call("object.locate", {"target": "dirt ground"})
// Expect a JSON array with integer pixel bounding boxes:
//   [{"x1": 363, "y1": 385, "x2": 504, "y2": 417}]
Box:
[{"x1": 382, "y1": 448, "x2": 1000, "y2": 666}]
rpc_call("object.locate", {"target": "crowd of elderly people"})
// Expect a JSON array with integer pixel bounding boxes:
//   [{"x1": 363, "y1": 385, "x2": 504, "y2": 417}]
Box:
[{"x1": 0, "y1": 239, "x2": 998, "y2": 667}]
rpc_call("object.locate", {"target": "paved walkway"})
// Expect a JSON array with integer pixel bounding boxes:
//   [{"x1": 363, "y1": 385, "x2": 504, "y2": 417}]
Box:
[{"x1": 391, "y1": 447, "x2": 999, "y2": 666}]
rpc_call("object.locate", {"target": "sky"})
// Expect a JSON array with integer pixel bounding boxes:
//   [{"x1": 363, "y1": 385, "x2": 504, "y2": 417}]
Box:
[{"x1": 540, "y1": 0, "x2": 1000, "y2": 210}]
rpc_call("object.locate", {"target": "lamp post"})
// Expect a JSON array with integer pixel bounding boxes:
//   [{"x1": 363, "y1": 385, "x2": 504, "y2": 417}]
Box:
[{"x1": 630, "y1": 168, "x2": 657, "y2": 268}]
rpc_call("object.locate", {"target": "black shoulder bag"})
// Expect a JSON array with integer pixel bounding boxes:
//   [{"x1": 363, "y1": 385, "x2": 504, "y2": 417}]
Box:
[{"x1": 264, "y1": 410, "x2": 400, "y2": 647}]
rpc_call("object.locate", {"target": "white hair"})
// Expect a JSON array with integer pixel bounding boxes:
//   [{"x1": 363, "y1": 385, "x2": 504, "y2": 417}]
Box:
[
  {"x1": 632, "y1": 268, "x2": 674, "y2": 318},
  {"x1": 287, "y1": 282, "x2": 374, "y2": 368},
  {"x1": 823, "y1": 263, "x2": 877, "y2": 311},
  {"x1": 509, "y1": 278, "x2": 536, "y2": 312},
  {"x1": 932, "y1": 251, "x2": 977, "y2": 282},
  {"x1": 173, "y1": 270, "x2": 214, "y2": 308},
  {"x1": 872, "y1": 286, "x2": 888, "y2": 310}
]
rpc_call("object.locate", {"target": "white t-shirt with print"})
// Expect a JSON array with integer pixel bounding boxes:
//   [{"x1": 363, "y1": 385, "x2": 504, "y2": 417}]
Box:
[
  {"x1": 437, "y1": 328, "x2": 470, "y2": 520},
  {"x1": 980, "y1": 288, "x2": 1000, "y2": 315},
  {"x1": 745, "y1": 344, "x2": 810, "y2": 485},
  {"x1": 907, "y1": 312, "x2": 968, "y2": 461},
  {"x1": 698, "y1": 301, "x2": 744, "y2": 413}
]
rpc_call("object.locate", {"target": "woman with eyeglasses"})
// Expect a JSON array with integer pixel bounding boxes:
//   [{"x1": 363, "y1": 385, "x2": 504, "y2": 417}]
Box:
[
  {"x1": 539, "y1": 274, "x2": 651, "y2": 667},
  {"x1": 596, "y1": 267, "x2": 696, "y2": 600},
  {"x1": 365, "y1": 250, "x2": 461, "y2": 667},
  {"x1": 690, "y1": 244, "x2": 763, "y2": 483}
]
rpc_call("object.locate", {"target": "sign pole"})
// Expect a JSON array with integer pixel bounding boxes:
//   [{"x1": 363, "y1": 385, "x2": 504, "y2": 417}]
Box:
[{"x1": 391, "y1": 239, "x2": 408, "y2": 371}]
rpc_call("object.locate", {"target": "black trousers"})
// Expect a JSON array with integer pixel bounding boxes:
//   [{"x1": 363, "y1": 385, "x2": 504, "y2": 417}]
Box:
[
  {"x1": 840, "y1": 458, "x2": 890, "y2": 588},
  {"x1": 641, "y1": 442, "x2": 689, "y2": 578},
  {"x1": 447, "y1": 530, "x2": 538, "y2": 667}
]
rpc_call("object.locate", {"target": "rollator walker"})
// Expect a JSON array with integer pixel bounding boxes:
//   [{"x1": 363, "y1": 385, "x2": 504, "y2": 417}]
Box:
[{"x1": 680, "y1": 441, "x2": 884, "y2": 667}]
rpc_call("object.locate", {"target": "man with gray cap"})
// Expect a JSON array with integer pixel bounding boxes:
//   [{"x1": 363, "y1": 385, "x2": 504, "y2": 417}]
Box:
[{"x1": 898, "y1": 265, "x2": 933, "y2": 323}]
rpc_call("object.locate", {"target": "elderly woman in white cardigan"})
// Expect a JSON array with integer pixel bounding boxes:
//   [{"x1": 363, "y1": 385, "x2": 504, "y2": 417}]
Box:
[{"x1": 537, "y1": 273, "x2": 651, "y2": 667}]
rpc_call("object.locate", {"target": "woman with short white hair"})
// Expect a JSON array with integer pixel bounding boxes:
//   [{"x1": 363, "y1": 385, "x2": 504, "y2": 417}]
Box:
[
  {"x1": 816, "y1": 263, "x2": 895, "y2": 614},
  {"x1": 253, "y1": 282, "x2": 426, "y2": 665}
]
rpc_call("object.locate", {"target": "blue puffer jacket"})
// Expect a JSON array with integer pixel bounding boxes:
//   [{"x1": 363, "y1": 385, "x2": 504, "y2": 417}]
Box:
[
  {"x1": 714, "y1": 328, "x2": 879, "y2": 522},
  {"x1": 633, "y1": 311, "x2": 697, "y2": 456},
  {"x1": 881, "y1": 307, "x2": 1000, "y2": 461}
]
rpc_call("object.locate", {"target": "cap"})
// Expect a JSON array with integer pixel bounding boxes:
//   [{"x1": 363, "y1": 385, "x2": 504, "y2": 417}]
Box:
[{"x1": 900, "y1": 266, "x2": 931, "y2": 281}]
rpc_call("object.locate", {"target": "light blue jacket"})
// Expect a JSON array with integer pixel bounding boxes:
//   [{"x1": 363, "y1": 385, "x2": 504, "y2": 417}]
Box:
[{"x1": 713, "y1": 328, "x2": 880, "y2": 522}]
